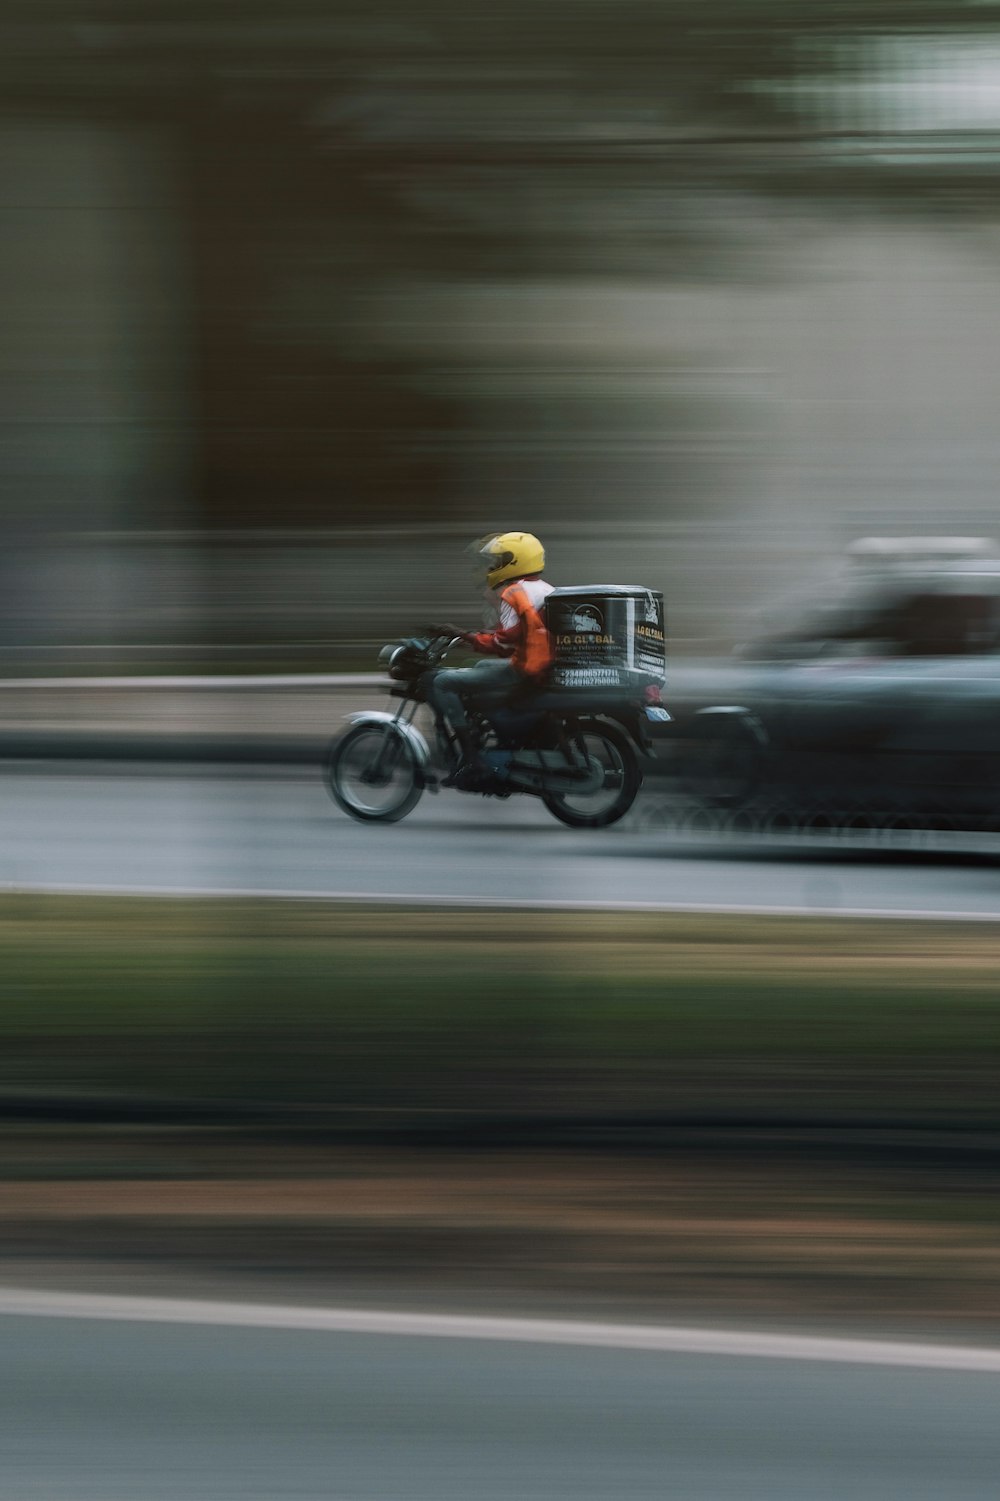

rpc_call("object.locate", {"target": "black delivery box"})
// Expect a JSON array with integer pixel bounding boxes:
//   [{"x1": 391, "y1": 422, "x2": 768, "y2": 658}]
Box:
[{"x1": 544, "y1": 585, "x2": 666, "y2": 690}]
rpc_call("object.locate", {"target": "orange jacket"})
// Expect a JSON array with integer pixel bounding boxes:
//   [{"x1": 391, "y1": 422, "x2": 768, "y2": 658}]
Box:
[{"x1": 469, "y1": 576, "x2": 554, "y2": 677}]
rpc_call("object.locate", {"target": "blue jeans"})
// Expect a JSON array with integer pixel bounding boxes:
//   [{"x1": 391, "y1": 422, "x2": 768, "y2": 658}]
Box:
[{"x1": 426, "y1": 659, "x2": 522, "y2": 732}]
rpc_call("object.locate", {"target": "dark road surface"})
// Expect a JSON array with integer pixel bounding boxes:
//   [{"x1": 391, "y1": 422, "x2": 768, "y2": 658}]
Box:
[{"x1": 2, "y1": 762, "x2": 998, "y2": 918}]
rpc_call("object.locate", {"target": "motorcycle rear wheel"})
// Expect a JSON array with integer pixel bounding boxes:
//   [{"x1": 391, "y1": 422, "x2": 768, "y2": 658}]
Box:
[
  {"x1": 542, "y1": 721, "x2": 640, "y2": 829},
  {"x1": 326, "y1": 723, "x2": 424, "y2": 823}
]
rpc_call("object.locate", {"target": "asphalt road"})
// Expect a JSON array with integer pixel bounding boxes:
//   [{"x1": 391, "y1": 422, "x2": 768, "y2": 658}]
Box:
[
  {"x1": 2, "y1": 1300, "x2": 999, "y2": 1501},
  {"x1": 1, "y1": 762, "x2": 999, "y2": 918}
]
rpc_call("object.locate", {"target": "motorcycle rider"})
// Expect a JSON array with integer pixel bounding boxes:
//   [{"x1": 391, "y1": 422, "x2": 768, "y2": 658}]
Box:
[{"x1": 429, "y1": 531, "x2": 554, "y2": 786}]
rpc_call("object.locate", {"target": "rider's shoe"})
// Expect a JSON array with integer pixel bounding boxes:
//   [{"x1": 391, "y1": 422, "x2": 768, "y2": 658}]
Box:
[
  {"x1": 442, "y1": 727, "x2": 493, "y2": 790},
  {"x1": 443, "y1": 757, "x2": 495, "y2": 791}
]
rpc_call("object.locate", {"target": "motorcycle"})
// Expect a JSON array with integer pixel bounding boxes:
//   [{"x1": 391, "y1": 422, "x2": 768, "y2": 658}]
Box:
[{"x1": 325, "y1": 633, "x2": 671, "y2": 827}]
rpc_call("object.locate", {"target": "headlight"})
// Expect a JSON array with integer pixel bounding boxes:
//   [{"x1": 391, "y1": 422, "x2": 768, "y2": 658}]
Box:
[{"x1": 387, "y1": 645, "x2": 423, "y2": 681}]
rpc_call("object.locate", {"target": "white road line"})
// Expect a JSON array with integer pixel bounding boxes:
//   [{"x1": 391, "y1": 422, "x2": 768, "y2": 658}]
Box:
[
  {"x1": 2, "y1": 880, "x2": 998, "y2": 924},
  {"x1": 0, "y1": 1288, "x2": 998, "y2": 1372}
]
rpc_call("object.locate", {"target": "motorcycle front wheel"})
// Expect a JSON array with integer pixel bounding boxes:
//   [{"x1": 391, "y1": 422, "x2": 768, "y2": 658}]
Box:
[
  {"x1": 326, "y1": 723, "x2": 424, "y2": 823},
  {"x1": 542, "y1": 721, "x2": 640, "y2": 829}
]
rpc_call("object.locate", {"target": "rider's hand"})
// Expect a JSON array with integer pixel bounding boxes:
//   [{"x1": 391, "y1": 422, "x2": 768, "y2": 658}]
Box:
[{"x1": 430, "y1": 623, "x2": 468, "y2": 642}]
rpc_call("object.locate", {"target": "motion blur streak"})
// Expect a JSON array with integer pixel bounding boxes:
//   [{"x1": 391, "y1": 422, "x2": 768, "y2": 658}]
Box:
[
  {"x1": 4, "y1": 879, "x2": 1000, "y2": 925},
  {"x1": 5, "y1": 3, "x2": 1000, "y2": 670},
  {"x1": 4, "y1": 1290, "x2": 1000, "y2": 1373}
]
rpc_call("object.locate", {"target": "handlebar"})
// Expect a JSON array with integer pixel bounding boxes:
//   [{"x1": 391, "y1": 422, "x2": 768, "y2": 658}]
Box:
[
  {"x1": 379, "y1": 631, "x2": 465, "y2": 679},
  {"x1": 423, "y1": 630, "x2": 464, "y2": 662}
]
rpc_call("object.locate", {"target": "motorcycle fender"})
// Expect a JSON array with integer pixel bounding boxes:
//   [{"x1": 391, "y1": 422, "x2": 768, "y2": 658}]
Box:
[
  {"x1": 590, "y1": 708, "x2": 652, "y2": 754},
  {"x1": 346, "y1": 711, "x2": 432, "y2": 769}
]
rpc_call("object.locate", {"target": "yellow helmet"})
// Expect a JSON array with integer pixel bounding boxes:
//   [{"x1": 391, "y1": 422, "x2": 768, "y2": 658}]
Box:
[{"x1": 474, "y1": 531, "x2": 546, "y2": 590}]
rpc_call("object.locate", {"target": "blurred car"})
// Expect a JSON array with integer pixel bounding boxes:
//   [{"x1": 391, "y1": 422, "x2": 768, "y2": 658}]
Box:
[{"x1": 661, "y1": 537, "x2": 1000, "y2": 827}]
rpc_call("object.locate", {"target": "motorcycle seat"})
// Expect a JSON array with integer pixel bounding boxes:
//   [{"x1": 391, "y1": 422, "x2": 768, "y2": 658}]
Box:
[
  {"x1": 487, "y1": 685, "x2": 649, "y2": 743},
  {"x1": 510, "y1": 686, "x2": 646, "y2": 714}
]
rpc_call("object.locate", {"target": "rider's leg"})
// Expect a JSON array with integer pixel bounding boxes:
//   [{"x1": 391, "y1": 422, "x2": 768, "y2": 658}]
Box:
[
  {"x1": 427, "y1": 660, "x2": 519, "y2": 732},
  {"x1": 426, "y1": 660, "x2": 520, "y2": 777}
]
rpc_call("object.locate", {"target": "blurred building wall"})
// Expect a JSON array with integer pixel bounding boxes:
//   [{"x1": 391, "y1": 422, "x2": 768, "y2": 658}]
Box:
[
  {"x1": 0, "y1": 121, "x2": 194, "y2": 658},
  {"x1": 4, "y1": 10, "x2": 1000, "y2": 669},
  {"x1": 9, "y1": 200, "x2": 1000, "y2": 668}
]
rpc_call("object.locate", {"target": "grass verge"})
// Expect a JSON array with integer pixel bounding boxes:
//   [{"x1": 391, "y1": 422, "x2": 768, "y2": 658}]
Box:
[{"x1": 2, "y1": 897, "x2": 999, "y2": 1128}]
